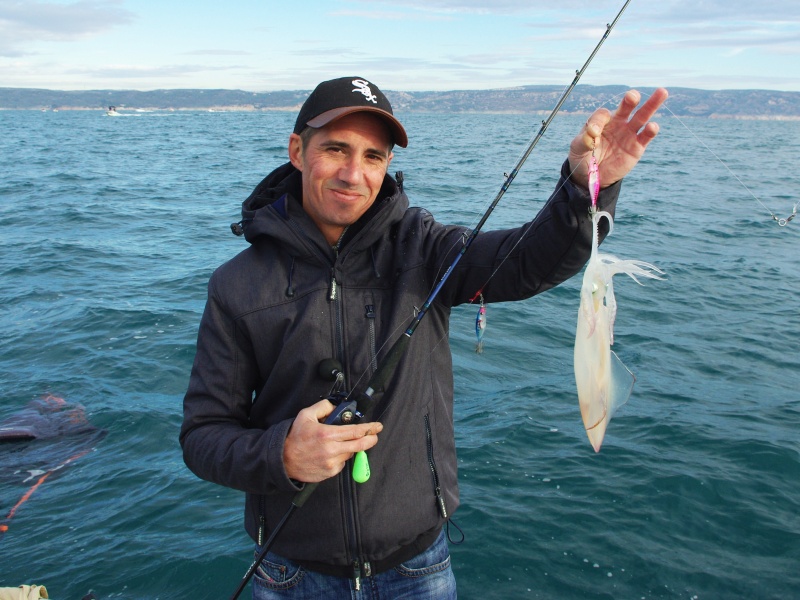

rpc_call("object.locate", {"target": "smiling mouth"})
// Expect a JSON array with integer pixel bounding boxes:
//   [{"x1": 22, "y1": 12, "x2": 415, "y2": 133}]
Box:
[{"x1": 329, "y1": 187, "x2": 365, "y2": 202}]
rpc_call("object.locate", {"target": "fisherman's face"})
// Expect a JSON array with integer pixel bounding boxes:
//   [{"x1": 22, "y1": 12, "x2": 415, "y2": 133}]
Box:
[{"x1": 289, "y1": 112, "x2": 394, "y2": 245}]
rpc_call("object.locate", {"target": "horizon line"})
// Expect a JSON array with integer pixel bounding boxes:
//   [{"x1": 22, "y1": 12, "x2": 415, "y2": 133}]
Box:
[{"x1": 3, "y1": 84, "x2": 800, "y2": 95}]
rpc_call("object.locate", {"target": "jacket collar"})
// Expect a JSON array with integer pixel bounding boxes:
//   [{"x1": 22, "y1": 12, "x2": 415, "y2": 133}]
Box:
[{"x1": 239, "y1": 162, "x2": 408, "y2": 256}]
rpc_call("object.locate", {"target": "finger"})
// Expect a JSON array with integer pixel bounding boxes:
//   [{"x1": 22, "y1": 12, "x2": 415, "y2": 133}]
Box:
[
  {"x1": 587, "y1": 108, "x2": 611, "y2": 135},
  {"x1": 327, "y1": 421, "x2": 384, "y2": 442},
  {"x1": 306, "y1": 398, "x2": 336, "y2": 422},
  {"x1": 628, "y1": 88, "x2": 669, "y2": 132},
  {"x1": 636, "y1": 121, "x2": 661, "y2": 148},
  {"x1": 341, "y1": 432, "x2": 381, "y2": 454},
  {"x1": 325, "y1": 431, "x2": 381, "y2": 463},
  {"x1": 644, "y1": 87, "x2": 669, "y2": 112},
  {"x1": 582, "y1": 108, "x2": 611, "y2": 149},
  {"x1": 612, "y1": 89, "x2": 642, "y2": 122}
]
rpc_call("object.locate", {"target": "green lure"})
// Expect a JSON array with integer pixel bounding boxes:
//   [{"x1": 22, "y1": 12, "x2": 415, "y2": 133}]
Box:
[{"x1": 352, "y1": 451, "x2": 371, "y2": 483}]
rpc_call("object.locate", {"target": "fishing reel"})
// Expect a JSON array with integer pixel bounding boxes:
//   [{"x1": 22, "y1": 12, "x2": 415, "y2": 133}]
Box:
[
  {"x1": 324, "y1": 392, "x2": 362, "y2": 426},
  {"x1": 318, "y1": 359, "x2": 371, "y2": 484},
  {"x1": 318, "y1": 359, "x2": 363, "y2": 425}
]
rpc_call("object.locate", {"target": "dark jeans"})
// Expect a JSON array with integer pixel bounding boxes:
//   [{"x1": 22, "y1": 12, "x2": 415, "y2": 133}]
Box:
[{"x1": 251, "y1": 528, "x2": 457, "y2": 599}]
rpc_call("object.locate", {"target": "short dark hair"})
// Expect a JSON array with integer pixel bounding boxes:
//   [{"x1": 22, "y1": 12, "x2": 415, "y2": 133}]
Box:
[
  {"x1": 297, "y1": 117, "x2": 395, "y2": 153},
  {"x1": 298, "y1": 126, "x2": 316, "y2": 150}
]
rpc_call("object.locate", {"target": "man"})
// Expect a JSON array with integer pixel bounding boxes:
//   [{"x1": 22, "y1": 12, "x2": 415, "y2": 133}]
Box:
[{"x1": 180, "y1": 76, "x2": 668, "y2": 599}]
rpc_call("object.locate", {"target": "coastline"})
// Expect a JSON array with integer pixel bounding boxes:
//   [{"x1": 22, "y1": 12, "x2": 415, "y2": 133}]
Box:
[
  {"x1": 8, "y1": 106, "x2": 800, "y2": 121},
  {"x1": 3, "y1": 85, "x2": 800, "y2": 119}
]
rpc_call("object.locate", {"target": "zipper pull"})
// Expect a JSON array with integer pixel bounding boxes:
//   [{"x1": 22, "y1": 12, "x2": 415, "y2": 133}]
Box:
[
  {"x1": 435, "y1": 486, "x2": 449, "y2": 519},
  {"x1": 329, "y1": 272, "x2": 338, "y2": 301},
  {"x1": 352, "y1": 561, "x2": 362, "y2": 591}
]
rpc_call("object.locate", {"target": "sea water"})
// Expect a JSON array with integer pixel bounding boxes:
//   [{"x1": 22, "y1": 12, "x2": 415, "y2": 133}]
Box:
[{"x1": 0, "y1": 107, "x2": 798, "y2": 599}]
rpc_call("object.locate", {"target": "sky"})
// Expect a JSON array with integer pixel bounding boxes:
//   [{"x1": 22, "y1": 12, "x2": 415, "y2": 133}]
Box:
[{"x1": 1, "y1": 0, "x2": 799, "y2": 92}]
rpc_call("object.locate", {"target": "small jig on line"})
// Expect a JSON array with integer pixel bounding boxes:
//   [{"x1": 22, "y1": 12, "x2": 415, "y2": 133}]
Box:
[
  {"x1": 588, "y1": 144, "x2": 600, "y2": 211},
  {"x1": 475, "y1": 294, "x2": 487, "y2": 354}
]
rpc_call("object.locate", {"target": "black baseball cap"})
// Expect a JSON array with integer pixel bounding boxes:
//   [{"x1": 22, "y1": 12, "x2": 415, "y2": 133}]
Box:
[{"x1": 293, "y1": 76, "x2": 408, "y2": 148}]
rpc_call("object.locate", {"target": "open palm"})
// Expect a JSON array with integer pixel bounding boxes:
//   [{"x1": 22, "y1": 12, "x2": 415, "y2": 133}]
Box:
[{"x1": 569, "y1": 88, "x2": 669, "y2": 189}]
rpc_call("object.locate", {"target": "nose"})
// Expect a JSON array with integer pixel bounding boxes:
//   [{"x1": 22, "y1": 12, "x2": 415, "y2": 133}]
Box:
[{"x1": 338, "y1": 156, "x2": 365, "y2": 186}]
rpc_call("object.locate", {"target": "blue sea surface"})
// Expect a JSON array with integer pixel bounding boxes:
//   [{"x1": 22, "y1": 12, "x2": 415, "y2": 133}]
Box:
[{"x1": 0, "y1": 107, "x2": 798, "y2": 599}]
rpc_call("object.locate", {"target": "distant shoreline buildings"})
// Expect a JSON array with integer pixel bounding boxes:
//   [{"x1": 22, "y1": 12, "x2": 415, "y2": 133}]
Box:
[{"x1": 2, "y1": 85, "x2": 800, "y2": 119}]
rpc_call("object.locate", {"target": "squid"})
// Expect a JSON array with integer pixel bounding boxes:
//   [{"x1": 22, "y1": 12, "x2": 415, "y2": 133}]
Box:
[{"x1": 574, "y1": 208, "x2": 663, "y2": 452}]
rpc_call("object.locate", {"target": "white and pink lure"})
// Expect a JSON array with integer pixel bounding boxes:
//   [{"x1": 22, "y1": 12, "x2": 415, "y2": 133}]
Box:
[{"x1": 574, "y1": 155, "x2": 664, "y2": 452}]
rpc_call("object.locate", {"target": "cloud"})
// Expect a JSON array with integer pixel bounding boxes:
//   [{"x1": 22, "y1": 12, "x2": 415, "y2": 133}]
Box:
[
  {"x1": 0, "y1": 0, "x2": 134, "y2": 56},
  {"x1": 70, "y1": 63, "x2": 243, "y2": 80},
  {"x1": 182, "y1": 49, "x2": 254, "y2": 57},
  {"x1": 646, "y1": 0, "x2": 800, "y2": 22},
  {"x1": 359, "y1": 0, "x2": 577, "y2": 14},
  {"x1": 360, "y1": 0, "x2": 800, "y2": 22},
  {"x1": 594, "y1": 17, "x2": 800, "y2": 59},
  {"x1": 331, "y1": 9, "x2": 453, "y2": 21},
  {"x1": 290, "y1": 46, "x2": 363, "y2": 58}
]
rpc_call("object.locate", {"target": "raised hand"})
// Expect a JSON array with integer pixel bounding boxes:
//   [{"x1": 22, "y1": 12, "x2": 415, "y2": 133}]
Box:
[{"x1": 569, "y1": 88, "x2": 669, "y2": 189}]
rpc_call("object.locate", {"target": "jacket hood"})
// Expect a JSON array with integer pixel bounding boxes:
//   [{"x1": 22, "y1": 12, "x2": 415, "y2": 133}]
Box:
[
  {"x1": 238, "y1": 162, "x2": 301, "y2": 243},
  {"x1": 237, "y1": 162, "x2": 409, "y2": 252}
]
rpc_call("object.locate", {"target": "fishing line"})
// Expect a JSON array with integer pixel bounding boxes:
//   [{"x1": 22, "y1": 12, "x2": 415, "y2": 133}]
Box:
[
  {"x1": 466, "y1": 156, "x2": 594, "y2": 306},
  {"x1": 352, "y1": 134, "x2": 583, "y2": 376},
  {"x1": 352, "y1": 0, "x2": 638, "y2": 411},
  {"x1": 406, "y1": 0, "x2": 636, "y2": 347},
  {"x1": 661, "y1": 105, "x2": 797, "y2": 227},
  {"x1": 590, "y1": 90, "x2": 797, "y2": 227}
]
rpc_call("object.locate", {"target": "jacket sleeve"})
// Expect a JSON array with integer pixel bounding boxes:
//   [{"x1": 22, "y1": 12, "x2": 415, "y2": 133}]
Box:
[
  {"x1": 438, "y1": 159, "x2": 621, "y2": 306},
  {"x1": 179, "y1": 274, "x2": 303, "y2": 495}
]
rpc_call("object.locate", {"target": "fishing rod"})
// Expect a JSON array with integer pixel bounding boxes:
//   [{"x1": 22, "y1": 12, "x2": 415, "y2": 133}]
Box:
[
  {"x1": 229, "y1": 1, "x2": 633, "y2": 597},
  {"x1": 354, "y1": 0, "x2": 634, "y2": 404}
]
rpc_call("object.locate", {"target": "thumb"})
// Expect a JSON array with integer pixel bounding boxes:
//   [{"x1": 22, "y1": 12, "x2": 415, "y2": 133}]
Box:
[
  {"x1": 304, "y1": 398, "x2": 336, "y2": 423},
  {"x1": 579, "y1": 108, "x2": 611, "y2": 152}
]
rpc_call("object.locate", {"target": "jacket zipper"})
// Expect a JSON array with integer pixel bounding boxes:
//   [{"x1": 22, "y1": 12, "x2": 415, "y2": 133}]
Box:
[
  {"x1": 330, "y1": 239, "x2": 365, "y2": 587},
  {"x1": 343, "y1": 471, "x2": 370, "y2": 590},
  {"x1": 329, "y1": 244, "x2": 345, "y2": 362},
  {"x1": 258, "y1": 496, "x2": 266, "y2": 546},
  {"x1": 425, "y1": 414, "x2": 449, "y2": 519},
  {"x1": 365, "y1": 301, "x2": 377, "y2": 374}
]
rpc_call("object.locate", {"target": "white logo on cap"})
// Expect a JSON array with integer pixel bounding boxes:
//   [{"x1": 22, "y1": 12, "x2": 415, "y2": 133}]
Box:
[{"x1": 352, "y1": 79, "x2": 378, "y2": 104}]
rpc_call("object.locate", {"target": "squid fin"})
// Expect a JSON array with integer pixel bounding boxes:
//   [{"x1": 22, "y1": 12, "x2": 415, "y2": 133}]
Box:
[
  {"x1": 585, "y1": 350, "x2": 635, "y2": 453},
  {"x1": 607, "y1": 350, "x2": 635, "y2": 419}
]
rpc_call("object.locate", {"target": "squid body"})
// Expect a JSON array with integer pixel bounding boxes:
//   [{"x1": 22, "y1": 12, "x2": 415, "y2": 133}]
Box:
[{"x1": 574, "y1": 209, "x2": 663, "y2": 452}]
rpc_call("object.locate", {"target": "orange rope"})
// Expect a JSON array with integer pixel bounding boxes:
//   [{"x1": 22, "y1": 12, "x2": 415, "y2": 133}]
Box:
[
  {"x1": 1, "y1": 448, "x2": 91, "y2": 536},
  {"x1": 1, "y1": 471, "x2": 52, "y2": 535}
]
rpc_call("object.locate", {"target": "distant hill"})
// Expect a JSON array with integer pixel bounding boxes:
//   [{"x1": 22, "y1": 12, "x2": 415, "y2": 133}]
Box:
[{"x1": 2, "y1": 85, "x2": 799, "y2": 119}]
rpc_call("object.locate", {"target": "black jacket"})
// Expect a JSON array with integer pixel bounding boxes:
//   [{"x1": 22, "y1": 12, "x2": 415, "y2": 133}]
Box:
[{"x1": 180, "y1": 160, "x2": 619, "y2": 571}]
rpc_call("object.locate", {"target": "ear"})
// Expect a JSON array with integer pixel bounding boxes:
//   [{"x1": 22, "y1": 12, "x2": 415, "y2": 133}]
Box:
[{"x1": 288, "y1": 133, "x2": 304, "y2": 171}]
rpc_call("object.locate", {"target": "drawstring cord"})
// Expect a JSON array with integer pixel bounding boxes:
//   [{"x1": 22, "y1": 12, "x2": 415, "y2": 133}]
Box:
[{"x1": 285, "y1": 256, "x2": 296, "y2": 298}]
